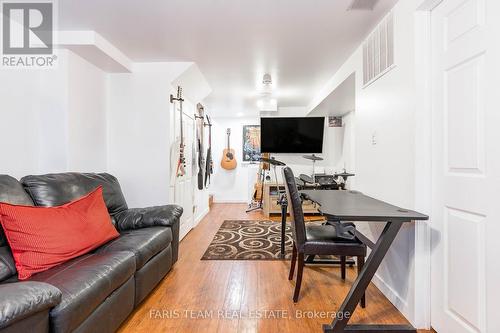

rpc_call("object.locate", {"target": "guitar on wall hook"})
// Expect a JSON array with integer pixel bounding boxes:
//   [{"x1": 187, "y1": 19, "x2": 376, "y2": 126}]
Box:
[
  {"x1": 195, "y1": 103, "x2": 205, "y2": 190},
  {"x1": 204, "y1": 115, "x2": 214, "y2": 186},
  {"x1": 170, "y1": 86, "x2": 186, "y2": 179},
  {"x1": 220, "y1": 128, "x2": 237, "y2": 170}
]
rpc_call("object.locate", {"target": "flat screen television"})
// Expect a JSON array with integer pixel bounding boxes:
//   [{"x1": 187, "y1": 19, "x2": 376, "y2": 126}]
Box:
[{"x1": 260, "y1": 117, "x2": 325, "y2": 153}]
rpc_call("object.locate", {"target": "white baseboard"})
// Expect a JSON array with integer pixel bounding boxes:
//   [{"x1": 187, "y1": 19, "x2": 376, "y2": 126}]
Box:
[
  {"x1": 372, "y1": 273, "x2": 412, "y2": 324},
  {"x1": 212, "y1": 199, "x2": 248, "y2": 204},
  {"x1": 194, "y1": 207, "x2": 210, "y2": 226}
]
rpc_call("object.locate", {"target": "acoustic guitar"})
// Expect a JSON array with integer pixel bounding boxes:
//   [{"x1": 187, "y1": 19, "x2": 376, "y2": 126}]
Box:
[{"x1": 221, "y1": 128, "x2": 237, "y2": 170}]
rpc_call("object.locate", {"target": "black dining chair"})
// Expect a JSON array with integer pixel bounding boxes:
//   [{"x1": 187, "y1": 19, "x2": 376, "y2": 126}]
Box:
[{"x1": 282, "y1": 167, "x2": 367, "y2": 306}]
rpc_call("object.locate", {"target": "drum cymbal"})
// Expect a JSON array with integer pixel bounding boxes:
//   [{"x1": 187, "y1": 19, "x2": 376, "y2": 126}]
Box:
[
  {"x1": 335, "y1": 172, "x2": 355, "y2": 177},
  {"x1": 302, "y1": 154, "x2": 324, "y2": 161},
  {"x1": 259, "y1": 157, "x2": 286, "y2": 166}
]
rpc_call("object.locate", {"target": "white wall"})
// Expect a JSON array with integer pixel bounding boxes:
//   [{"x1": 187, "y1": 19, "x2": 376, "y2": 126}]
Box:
[
  {"x1": 0, "y1": 69, "x2": 62, "y2": 178},
  {"x1": 107, "y1": 71, "x2": 173, "y2": 208},
  {"x1": 308, "y1": 0, "x2": 422, "y2": 325},
  {"x1": 67, "y1": 52, "x2": 108, "y2": 172},
  {"x1": 0, "y1": 50, "x2": 108, "y2": 178},
  {"x1": 209, "y1": 117, "x2": 259, "y2": 203}
]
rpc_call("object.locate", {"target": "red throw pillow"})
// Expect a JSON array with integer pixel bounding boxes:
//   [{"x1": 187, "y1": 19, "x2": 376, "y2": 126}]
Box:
[{"x1": 0, "y1": 186, "x2": 119, "y2": 280}]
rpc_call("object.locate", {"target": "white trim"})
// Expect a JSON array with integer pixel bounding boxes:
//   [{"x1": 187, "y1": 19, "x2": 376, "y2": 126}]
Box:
[
  {"x1": 212, "y1": 199, "x2": 248, "y2": 204},
  {"x1": 179, "y1": 222, "x2": 191, "y2": 241},
  {"x1": 413, "y1": 9, "x2": 432, "y2": 331},
  {"x1": 412, "y1": 0, "x2": 443, "y2": 328},
  {"x1": 194, "y1": 206, "x2": 210, "y2": 227}
]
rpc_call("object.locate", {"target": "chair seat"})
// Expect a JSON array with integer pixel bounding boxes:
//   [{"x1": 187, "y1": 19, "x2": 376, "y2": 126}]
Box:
[
  {"x1": 304, "y1": 224, "x2": 366, "y2": 255},
  {"x1": 306, "y1": 224, "x2": 359, "y2": 243}
]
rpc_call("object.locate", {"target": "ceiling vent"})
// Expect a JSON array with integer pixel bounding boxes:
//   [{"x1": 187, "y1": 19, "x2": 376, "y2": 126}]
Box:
[
  {"x1": 347, "y1": 0, "x2": 379, "y2": 11},
  {"x1": 362, "y1": 10, "x2": 394, "y2": 87}
]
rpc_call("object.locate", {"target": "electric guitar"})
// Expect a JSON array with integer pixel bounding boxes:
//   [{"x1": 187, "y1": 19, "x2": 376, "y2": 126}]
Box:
[
  {"x1": 204, "y1": 115, "x2": 214, "y2": 187},
  {"x1": 220, "y1": 128, "x2": 237, "y2": 170},
  {"x1": 196, "y1": 103, "x2": 205, "y2": 190},
  {"x1": 170, "y1": 86, "x2": 186, "y2": 180}
]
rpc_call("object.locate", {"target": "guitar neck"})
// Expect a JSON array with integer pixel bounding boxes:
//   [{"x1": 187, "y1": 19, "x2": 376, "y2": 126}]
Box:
[{"x1": 179, "y1": 105, "x2": 184, "y2": 145}]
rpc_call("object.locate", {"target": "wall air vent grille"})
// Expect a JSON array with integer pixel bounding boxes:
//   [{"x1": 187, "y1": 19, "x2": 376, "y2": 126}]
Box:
[{"x1": 363, "y1": 10, "x2": 394, "y2": 87}]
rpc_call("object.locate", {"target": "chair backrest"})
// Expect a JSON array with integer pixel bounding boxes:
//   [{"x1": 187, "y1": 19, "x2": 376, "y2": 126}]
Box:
[{"x1": 282, "y1": 167, "x2": 306, "y2": 248}]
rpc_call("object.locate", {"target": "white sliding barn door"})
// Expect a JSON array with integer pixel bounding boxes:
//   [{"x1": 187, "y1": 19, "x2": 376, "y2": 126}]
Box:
[{"x1": 430, "y1": 0, "x2": 500, "y2": 332}]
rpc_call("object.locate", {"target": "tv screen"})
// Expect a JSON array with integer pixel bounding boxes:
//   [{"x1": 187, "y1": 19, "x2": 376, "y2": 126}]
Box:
[{"x1": 260, "y1": 117, "x2": 325, "y2": 153}]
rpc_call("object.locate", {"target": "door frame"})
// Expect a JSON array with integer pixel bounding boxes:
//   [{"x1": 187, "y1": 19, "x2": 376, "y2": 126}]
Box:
[{"x1": 413, "y1": 0, "x2": 443, "y2": 329}]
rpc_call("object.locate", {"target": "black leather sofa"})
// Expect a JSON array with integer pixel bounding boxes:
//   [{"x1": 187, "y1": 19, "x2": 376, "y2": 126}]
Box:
[{"x1": 0, "y1": 173, "x2": 183, "y2": 333}]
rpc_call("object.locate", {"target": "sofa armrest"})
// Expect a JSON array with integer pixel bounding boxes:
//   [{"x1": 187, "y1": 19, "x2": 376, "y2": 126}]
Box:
[
  {"x1": 115, "y1": 205, "x2": 183, "y2": 231},
  {"x1": 115, "y1": 205, "x2": 183, "y2": 264},
  {"x1": 0, "y1": 282, "x2": 61, "y2": 329}
]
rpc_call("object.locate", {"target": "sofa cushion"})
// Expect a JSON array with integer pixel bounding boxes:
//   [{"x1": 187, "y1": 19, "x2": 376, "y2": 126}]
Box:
[
  {"x1": 0, "y1": 187, "x2": 120, "y2": 280},
  {"x1": 29, "y1": 251, "x2": 135, "y2": 333},
  {"x1": 21, "y1": 173, "x2": 128, "y2": 218},
  {"x1": 96, "y1": 227, "x2": 172, "y2": 270},
  {"x1": 0, "y1": 175, "x2": 32, "y2": 282}
]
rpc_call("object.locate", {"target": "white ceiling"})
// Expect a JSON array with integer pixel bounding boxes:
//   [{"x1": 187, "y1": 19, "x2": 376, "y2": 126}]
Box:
[{"x1": 58, "y1": 0, "x2": 397, "y2": 117}]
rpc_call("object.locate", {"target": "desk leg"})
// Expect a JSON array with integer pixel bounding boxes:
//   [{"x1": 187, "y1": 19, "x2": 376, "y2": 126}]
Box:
[
  {"x1": 323, "y1": 221, "x2": 416, "y2": 333},
  {"x1": 280, "y1": 199, "x2": 288, "y2": 258}
]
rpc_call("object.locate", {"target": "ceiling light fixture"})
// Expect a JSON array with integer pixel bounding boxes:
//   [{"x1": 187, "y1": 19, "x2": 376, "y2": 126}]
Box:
[
  {"x1": 262, "y1": 73, "x2": 272, "y2": 85},
  {"x1": 257, "y1": 73, "x2": 278, "y2": 112},
  {"x1": 260, "y1": 73, "x2": 273, "y2": 95}
]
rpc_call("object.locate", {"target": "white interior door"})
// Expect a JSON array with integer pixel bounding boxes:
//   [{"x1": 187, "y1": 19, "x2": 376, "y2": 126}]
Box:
[
  {"x1": 172, "y1": 101, "x2": 195, "y2": 240},
  {"x1": 430, "y1": 0, "x2": 500, "y2": 332}
]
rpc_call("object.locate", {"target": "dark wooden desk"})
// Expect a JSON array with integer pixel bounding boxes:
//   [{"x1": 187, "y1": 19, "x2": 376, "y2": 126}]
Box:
[{"x1": 300, "y1": 190, "x2": 429, "y2": 333}]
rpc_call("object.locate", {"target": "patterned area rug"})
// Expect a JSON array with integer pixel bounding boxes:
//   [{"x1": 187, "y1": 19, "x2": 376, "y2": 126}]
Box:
[{"x1": 201, "y1": 220, "x2": 293, "y2": 260}]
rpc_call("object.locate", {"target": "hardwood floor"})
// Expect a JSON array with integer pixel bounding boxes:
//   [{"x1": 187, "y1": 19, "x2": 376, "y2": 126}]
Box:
[{"x1": 119, "y1": 203, "x2": 432, "y2": 333}]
